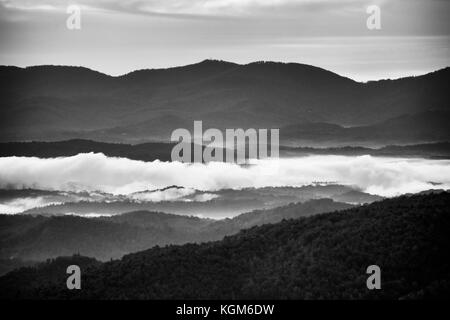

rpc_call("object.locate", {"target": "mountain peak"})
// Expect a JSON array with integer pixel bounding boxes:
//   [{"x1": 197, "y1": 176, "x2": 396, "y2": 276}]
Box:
[{"x1": 197, "y1": 59, "x2": 237, "y2": 66}]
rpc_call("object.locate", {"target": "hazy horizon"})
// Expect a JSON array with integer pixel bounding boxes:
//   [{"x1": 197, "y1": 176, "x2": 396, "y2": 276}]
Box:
[{"x1": 1, "y1": 0, "x2": 449, "y2": 81}]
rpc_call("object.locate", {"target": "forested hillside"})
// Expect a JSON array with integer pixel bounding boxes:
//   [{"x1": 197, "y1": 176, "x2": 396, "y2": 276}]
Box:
[{"x1": 1, "y1": 192, "x2": 448, "y2": 299}]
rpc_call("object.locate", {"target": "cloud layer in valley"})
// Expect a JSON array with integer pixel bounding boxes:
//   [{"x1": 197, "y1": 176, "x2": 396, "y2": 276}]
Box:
[{"x1": 0, "y1": 153, "x2": 449, "y2": 197}]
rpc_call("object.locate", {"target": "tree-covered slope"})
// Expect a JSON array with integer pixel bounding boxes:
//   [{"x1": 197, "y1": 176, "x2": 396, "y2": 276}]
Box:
[{"x1": 1, "y1": 192, "x2": 449, "y2": 299}]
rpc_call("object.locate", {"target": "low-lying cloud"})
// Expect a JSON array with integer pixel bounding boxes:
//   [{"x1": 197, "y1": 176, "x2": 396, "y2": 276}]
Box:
[
  {"x1": 0, "y1": 153, "x2": 449, "y2": 197},
  {"x1": 131, "y1": 187, "x2": 218, "y2": 202},
  {"x1": 0, "y1": 196, "x2": 60, "y2": 214}
]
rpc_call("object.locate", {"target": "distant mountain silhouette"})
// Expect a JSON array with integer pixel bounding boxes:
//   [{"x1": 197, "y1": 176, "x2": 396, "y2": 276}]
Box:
[
  {"x1": 0, "y1": 139, "x2": 175, "y2": 161},
  {"x1": 2, "y1": 139, "x2": 449, "y2": 160},
  {"x1": 1, "y1": 61, "x2": 448, "y2": 143},
  {"x1": 281, "y1": 110, "x2": 450, "y2": 146},
  {"x1": 1, "y1": 192, "x2": 449, "y2": 299}
]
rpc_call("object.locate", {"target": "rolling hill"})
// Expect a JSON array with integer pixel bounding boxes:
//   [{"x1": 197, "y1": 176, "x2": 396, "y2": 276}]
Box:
[{"x1": 0, "y1": 198, "x2": 353, "y2": 274}]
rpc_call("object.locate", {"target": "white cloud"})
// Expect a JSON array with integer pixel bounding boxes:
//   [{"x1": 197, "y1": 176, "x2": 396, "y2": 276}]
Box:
[
  {"x1": 0, "y1": 196, "x2": 60, "y2": 214},
  {"x1": 130, "y1": 187, "x2": 219, "y2": 202},
  {"x1": 192, "y1": 193, "x2": 219, "y2": 202},
  {"x1": 131, "y1": 187, "x2": 196, "y2": 202},
  {"x1": 66, "y1": 212, "x2": 114, "y2": 217},
  {"x1": 0, "y1": 0, "x2": 376, "y2": 16},
  {"x1": 0, "y1": 153, "x2": 449, "y2": 197}
]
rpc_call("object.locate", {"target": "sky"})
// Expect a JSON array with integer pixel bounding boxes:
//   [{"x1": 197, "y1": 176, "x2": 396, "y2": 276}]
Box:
[{"x1": 0, "y1": 0, "x2": 449, "y2": 81}]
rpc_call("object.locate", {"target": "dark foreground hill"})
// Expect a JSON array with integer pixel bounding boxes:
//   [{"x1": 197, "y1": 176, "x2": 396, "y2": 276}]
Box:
[{"x1": 1, "y1": 192, "x2": 449, "y2": 299}]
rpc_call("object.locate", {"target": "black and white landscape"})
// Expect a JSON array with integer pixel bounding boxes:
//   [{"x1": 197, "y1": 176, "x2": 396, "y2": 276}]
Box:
[{"x1": 0, "y1": 0, "x2": 449, "y2": 301}]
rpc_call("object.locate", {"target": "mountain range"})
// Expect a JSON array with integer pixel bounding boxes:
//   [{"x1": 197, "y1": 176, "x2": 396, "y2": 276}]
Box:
[{"x1": 1, "y1": 60, "x2": 448, "y2": 145}]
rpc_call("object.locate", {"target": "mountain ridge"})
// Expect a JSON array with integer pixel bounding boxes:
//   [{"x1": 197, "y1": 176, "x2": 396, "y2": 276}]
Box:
[
  {"x1": 1, "y1": 61, "x2": 448, "y2": 143},
  {"x1": 3, "y1": 60, "x2": 447, "y2": 82}
]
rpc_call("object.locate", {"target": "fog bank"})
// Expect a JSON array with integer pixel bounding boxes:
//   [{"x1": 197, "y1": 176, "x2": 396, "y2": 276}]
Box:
[{"x1": 0, "y1": 153, "x2": 449, "y2": 197}]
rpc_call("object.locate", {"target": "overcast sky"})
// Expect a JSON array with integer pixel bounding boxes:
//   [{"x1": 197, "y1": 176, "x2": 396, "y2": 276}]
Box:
[{"x1": 0, "y1": 0, "x2": 449, "y2": 81}]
